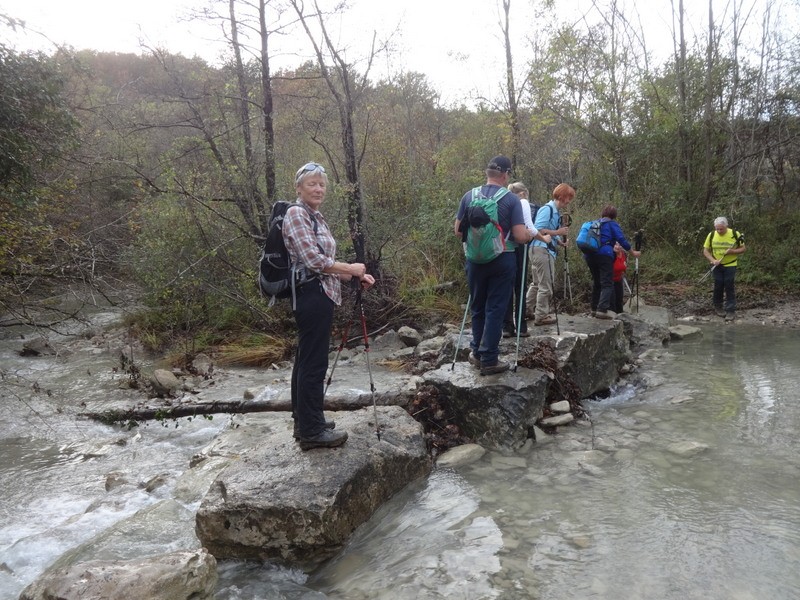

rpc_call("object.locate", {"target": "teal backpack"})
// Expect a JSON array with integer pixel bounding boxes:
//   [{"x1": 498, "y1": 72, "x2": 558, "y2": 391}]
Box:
[
  {"x1": 576, "y1": 219, "x2": 605, "y2": 253},
  {"x1": 464, "y1": 187, "x2": 513, "y2": 263}
]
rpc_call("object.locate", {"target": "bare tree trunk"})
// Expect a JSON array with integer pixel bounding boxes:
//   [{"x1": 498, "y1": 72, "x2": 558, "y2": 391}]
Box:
[
  {"x1": 229, "y1": 0, "x2": 265, "y2": 238},
  {"x1": 502, "y1": 0, "x2": 521, "y2": 168},
  {"x1": 289, "y1": 0, "x2": 373, "y2": 263},
  {"x1": 259, "y1": 0, "x2": 277, "y2": 219},
  {"x1": 674, "y1": 0, "x2": 691, "y2": 206},
  {"x1": 702, "y1": 0, "x2": 716, "y2": 211}
]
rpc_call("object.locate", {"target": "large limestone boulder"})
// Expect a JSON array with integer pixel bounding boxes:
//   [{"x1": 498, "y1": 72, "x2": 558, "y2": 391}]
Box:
[
  {"x1": 19, "y1": 549, "x2": 217, "y2": 600},
  {"x1": 424, "y1": 363, "x2": 549, "y2": 450},
  {"x1": 195, "y1": 406, "x2": 430, "y2": 566},
  {"x1": 553, "y1": 318, "x2": 630, "y2": 397}
]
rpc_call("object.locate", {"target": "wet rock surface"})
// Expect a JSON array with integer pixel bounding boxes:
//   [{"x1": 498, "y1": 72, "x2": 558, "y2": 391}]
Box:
[{"x1": 195, "y1": 406, "x2": 431, "y2": 566}]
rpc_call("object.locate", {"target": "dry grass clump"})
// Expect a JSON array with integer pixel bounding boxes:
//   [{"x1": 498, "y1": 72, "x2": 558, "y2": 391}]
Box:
[{"x1": 215, "y1": 333, "x2": 293, "y2": 367}]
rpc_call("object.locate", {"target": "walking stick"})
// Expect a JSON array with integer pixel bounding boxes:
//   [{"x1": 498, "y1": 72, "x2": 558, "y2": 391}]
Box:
[
  {"x1": 626, "y1": 230, "x2": 644, "y2": 313},
  {"x1": 355, "y1": 288, "x2": 381, "y2": 441},
  {"x1": 452, "y1": 294, "x2": 472, "y2": 370},
  {"x1": 547, "y1": 249, "x2": 560, "y2": 336},
  {"x1": 697, "y1": 264, "x2": 717, "y2": 284},
  {"x1": 560, "y1": 214, "x2": 573, "y2": 303},
  {"x1": 513, "y1": 245, "x2": 528, "y2": 372}
]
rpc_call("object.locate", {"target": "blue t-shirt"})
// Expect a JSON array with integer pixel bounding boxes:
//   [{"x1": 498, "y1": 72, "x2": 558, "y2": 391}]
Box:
[{"x1": 456, "y1": 185, "x2": 524, "y2": 248}]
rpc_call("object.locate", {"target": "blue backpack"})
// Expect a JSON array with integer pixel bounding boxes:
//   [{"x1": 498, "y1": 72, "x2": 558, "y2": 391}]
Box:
[{"x1": 576, "y1": 219, "x2": 604, "y2": 253}]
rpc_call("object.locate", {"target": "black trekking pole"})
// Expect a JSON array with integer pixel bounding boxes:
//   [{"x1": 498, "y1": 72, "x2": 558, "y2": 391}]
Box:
[
  {"x1": 632, "y1": 230, "x2": 643, "y2": 313},
  {"x1": 560, "y1": 214, "x2": 573, "y2": 303},
  {"x1": 547, "y1": 249, "x2": 560, "y2": 336},
  {"x1": 356, "y1": 287, "x2": 381, "y2": 441},
  {"x1": 513, "y1": 246, "x2": 528, "y2": 372},
  {"x1": 452, "y1": 293, "x2": 472, "y2": 370}
]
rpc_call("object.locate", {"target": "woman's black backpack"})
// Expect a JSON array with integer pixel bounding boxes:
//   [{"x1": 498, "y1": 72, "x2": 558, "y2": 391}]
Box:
[{"x1": 258, "y1": 201, "x2": 318, "y2": 305}]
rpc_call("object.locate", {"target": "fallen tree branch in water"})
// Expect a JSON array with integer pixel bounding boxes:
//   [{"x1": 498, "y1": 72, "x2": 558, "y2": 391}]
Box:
[{"x1": 80, "y1": 396, "x2": 388, "y2": 425}]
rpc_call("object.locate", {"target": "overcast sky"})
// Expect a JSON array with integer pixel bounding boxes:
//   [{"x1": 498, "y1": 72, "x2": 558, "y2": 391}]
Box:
[{"x1": 0, "y1": 0, "x2": 781, "y2": 104}]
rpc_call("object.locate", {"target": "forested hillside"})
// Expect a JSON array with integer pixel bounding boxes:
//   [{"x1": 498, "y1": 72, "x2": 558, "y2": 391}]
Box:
[{"x1": 2, "y1": 1, "x2": 798, "y2": 358}]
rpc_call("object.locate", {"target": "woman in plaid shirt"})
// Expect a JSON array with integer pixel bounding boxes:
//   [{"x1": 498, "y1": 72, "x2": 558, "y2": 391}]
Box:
[{"x1": 282, "y1": 162, "x2": 375, "y2": 450}]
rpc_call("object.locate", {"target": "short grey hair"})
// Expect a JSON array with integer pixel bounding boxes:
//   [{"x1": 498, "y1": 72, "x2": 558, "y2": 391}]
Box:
[
  {"x1": 714, "y1": 216, "x2": 728, "y2": 227},
  {"x1": 295, "y1": 162, "x2": 328, "y2": 186}
]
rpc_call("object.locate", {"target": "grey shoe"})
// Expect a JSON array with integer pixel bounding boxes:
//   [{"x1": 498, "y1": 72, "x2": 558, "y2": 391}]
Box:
[
  {"x1": 480, "y1": 359, "x2": 510, "y2": 376},
  {"x1": 299, "y1": 428, "x2": 348, "y2": 450},
  {"x1": 293, "y1": 419, "x2": 335, "y2": 440},
  {"x1": 534, "y1": 315, "x2": 557, "y2": 326},
  {"x1": 594, "y1": 310, "x2": 615, "y2": 320},
  {"x1": 725, "y1": 312, "x2": 735, "y2": 322},
  {"x1": 715, "y1": 306, "x2": 726, "y2": 317},
  {"x1": 467, "y1": 353, "x2": 482, "y2": 367}
]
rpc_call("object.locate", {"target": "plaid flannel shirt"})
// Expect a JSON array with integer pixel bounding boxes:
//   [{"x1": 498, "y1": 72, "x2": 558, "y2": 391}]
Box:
[{"x1": 282, "y1": 201, "x2": 341, "y2": 306}]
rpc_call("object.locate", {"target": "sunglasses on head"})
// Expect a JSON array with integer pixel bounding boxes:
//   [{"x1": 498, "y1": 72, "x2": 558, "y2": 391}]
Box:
[{"x1": 295, "y1": 162, "x2": 326, "y2": 183}]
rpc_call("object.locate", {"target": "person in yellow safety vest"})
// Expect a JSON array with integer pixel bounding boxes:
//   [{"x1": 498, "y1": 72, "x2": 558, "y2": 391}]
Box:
[{"x1": 702, "y1": 216, "x2": 746, "y2": 322}]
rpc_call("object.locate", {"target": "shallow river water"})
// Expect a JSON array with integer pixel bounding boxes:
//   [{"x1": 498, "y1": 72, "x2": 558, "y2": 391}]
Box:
[{"x1": 2, "y1": 320, "x2": 799, "y2": 599}]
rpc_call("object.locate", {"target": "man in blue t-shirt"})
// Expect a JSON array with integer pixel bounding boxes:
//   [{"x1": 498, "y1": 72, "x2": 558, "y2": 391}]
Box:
[{"x1": 454, "y1": 156, "x2": 551, "y2": 375}]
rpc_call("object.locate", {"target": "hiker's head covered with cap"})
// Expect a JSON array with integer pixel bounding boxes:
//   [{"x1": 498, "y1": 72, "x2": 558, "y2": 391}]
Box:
[
  {"x1": 453, "y1": 155, "x2": 551, "y2": 376},
  {"x1": 703, "y1": 215, "x2": 746, "y2": 321},
  {"x1": 282, "y1": 161, "x2": 375, "y2": 450},
  {"x1": 486, "y1": 155, "x2": 513, "y2": 176}
]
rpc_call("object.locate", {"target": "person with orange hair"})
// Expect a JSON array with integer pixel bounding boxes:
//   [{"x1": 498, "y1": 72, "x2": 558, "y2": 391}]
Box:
[{"x1": 526, "y1": 183, "x2": 575, "y2": 326}]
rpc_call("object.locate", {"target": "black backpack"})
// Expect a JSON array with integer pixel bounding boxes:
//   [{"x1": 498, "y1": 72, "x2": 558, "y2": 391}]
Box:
[{"x1": 258, "y1": 201, "x2": 319, "y2": 305}]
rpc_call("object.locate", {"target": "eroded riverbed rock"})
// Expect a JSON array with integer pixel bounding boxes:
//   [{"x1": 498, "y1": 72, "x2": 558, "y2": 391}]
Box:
[
  {"x1": 195, "y1": 406, "x2": 431, "y2": 566},
  {"x1": 19, "y1": 549, "x2": 217, "y2": 600}
]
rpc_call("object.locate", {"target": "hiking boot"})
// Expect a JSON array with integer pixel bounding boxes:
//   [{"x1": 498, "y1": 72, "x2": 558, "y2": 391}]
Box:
[
  {"x1": 590, "y1": 310, "x2": 597, "y2": 317},
  {"x1": 725, "y1": 312, "x2": 735, "y2": 322},
  {"x1": 294, "y1": 419, "x2": 335, "y2": 440},
  {"x1": 518, "y1": 329, "x2": 530, "y2": 338},
  {"x1": 714, "y1": 306, "x2": 726, "y2": 317},
  {"x1": 594, "y1": 310, "x2": 616, "y2": 320},
  {"x1": 534, "y1": 315, "x2": 557, "y2": 326},
  {"x1": 468, "y1": 353, "x2": 482, "y2": 368},
  {"x1": 502, "y1": 327, "x2": 515, "y2": 338},
  {"x1": 298, "y1": 428, "x2": 348, "y2": 450},
  {"x1": 480, "y1": 359, "x2": 510, "y2": 376}
]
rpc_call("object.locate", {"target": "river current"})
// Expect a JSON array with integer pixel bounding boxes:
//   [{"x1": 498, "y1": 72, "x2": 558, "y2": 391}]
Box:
[{"x1": 1, "y1": 319, "x2": 799, "y2": 599}]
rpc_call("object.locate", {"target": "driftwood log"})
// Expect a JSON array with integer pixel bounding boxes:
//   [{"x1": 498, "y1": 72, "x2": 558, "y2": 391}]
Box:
[{"x1": 81, "y1": 397, "x2": 377, "y2": 425}]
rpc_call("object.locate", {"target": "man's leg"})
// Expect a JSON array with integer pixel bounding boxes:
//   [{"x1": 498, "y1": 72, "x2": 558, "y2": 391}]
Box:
[
  {"x1": 723, "y1": 266, "x2": 737, "y2": 313},
  {"x1": 466, "y1": 261, "x2": 488, "y2": 359},
  {"x1": 478, "y1": 252, "x2": 516, "y2": 365},
  {"x1": 712, "y1": 267, "x2": 725, "y2": 310}
]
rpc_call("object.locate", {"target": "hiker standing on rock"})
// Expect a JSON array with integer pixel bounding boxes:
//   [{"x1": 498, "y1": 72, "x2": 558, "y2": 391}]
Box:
[
  {"x1": 526, "y1": 183, "x2": 575, "y2": 326},
  {"x1": 703, "y1": 216, "x2": 746, "y2": 322},
  {"x1": 502, "y1": 181, "x2": 540, "y2": 339},
  {"x1": 454, "y1": 156, "x2": 551, "y2": 376},
  {"x1": 283, "y1": 162, "x2": 375, "y2": 450},
  {"x1": 584, "y1": 205, "x2": 640, "y2": 320}
]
